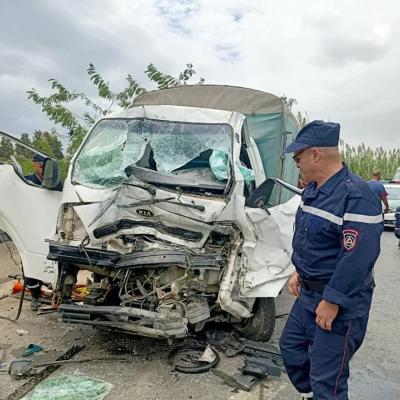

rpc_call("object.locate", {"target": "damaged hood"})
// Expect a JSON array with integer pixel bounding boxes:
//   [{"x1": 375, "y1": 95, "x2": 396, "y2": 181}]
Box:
[{"x1": 73, "y1": 183, "x2": 228, "y2": 249}]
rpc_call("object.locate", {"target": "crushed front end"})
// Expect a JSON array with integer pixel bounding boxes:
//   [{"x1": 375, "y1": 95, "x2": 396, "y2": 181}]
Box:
[{"x1": 49, "y1": 105, "x2": 297, "y2": 340}]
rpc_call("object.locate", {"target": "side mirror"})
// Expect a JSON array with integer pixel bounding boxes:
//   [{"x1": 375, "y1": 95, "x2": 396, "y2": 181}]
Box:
[
  {"x1": 245, "y1": 177, "x2": 302, "y2": 209},
  {"x1": 43, "y1": 159, "x2": 62, "y2": 190},
  {"x1": 245, "y1": 179, "x2": 275, "y2": 209}
]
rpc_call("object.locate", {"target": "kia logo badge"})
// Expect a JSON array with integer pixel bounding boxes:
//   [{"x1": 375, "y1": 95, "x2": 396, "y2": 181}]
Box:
[{"x1": 136, "y1": 209, "x2": 153, "y2": 217}]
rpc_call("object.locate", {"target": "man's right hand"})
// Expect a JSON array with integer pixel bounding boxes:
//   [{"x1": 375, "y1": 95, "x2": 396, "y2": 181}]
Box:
[{"x1": 288, "y1": 271, "x2": 301, "y2": 297}]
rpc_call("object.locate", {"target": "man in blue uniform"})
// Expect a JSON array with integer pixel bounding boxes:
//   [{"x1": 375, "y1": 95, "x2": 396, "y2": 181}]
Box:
[
  {"x1": 25, "y1": 153, "x2": 45, "y2": 185},
  {"x1": 280, "y1": 121, "x2": 383, "y2": 400}
]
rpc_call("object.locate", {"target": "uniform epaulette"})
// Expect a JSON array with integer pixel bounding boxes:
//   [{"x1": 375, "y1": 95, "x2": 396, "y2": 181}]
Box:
[
  {"x1": 344, "y1": 176, "x2": 363, "y2": 199},
  {"x1": 347, "y1": 172, "x2": 382, "y2": 210}
]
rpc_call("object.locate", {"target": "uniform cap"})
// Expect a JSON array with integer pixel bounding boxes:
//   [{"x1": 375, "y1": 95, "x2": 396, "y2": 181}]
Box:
[
  {"x1": 285, "y1": 120, "x2": 340, "y2": 153},
  {"x1": 32, "y1": 154, "x2": 45, "y2": 164}
]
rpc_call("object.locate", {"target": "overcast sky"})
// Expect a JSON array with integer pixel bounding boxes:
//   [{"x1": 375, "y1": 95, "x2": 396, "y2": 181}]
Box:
[{"x1": 1, "y1": 0, "x2": 399, "y2": 150}]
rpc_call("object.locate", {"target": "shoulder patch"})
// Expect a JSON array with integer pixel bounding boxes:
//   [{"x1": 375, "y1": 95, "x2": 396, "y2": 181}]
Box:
[{"x1": 342, "y1": 228, "x2": 360, "y2": 251}]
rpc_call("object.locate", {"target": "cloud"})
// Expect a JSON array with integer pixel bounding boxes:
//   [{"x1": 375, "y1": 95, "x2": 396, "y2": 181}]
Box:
[{"x1": 0, "y1": 0, "x2": 399, "y2": 151}]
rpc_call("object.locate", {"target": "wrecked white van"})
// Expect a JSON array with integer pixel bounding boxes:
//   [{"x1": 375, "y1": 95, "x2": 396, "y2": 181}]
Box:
[{"x1": 0, "y1": 85, "x2": 301, "y2": 341}]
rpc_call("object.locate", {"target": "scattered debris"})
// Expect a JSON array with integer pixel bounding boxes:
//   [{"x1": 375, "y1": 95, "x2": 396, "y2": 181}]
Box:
[
  {"x1": 5, "y1": 344, "x2": 85, "y2": 400},
  {"x1": 168, "y1": 344, "x2": 219, "y2": 374},
  {"x1": 242, "y1": 340, "x2": 284, "y2": 378},
  {"x1": 16, "y1": 329, "x2": 29, "y2": 336},
  {"x1": 212, "y1": 369, "x2": 258, "y2": 392},
  {"x1": 244, "y1": 341, "x2": 283, "y2": 366},
  {"x1": 210, "y1": 337, "x2": 285, "y2": 392},
  {"x1": 243, "y1": 356, "x2": 281, "y2": 378},
  {"x1": 9, "y1": 358, "x2": 33, "y2": 378},
  {"x1": 21, "y1": 343, "x2": 43, "y2": 357},
  {"x1": 206, "y1": 330, "x2": 245, "y2": 357},
  {"x1": 198, "y1": 345, "x2": 217, "y2": 363},
  {"x1": 9, "y1": 356, "x2": 129, "y2": 379},
  {"x1": 20, "y1": 374, "x2": 113, "y2": 400}
]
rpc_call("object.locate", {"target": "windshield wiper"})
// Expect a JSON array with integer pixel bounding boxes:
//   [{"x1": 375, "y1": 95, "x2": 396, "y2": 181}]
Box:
[
  {"x1": 120, "y1": 181, "x2": 156, "y2": 195},
  {"x1": 118, "y1": 196, "x2": 175, "y2": 208},
  {"x1": 163, "y1": 199, "x2": 205, "y2": 212}
]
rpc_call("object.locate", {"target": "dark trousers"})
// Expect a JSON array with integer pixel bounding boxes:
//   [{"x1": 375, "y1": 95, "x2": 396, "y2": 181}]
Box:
[
  {"x1": 279, "y1": 300, "x2": 369, "y2": 400},
  {"x1": 24, "y1": 277, "x2": 42, "y2": 299}
]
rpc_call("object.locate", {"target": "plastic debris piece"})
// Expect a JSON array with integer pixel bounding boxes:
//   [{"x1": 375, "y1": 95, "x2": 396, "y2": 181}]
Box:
[
  {"x1": 198, "y1": 345, "x2": 217, "y2": 363},
  {"x1": 243, "y1": 355, "x2": 281, "y2": 378},
  {"x1": 16, "y1": 329, "x2": 29, "y2": 335},
  {"x1": 168, "y1": 344, "x2": 220, "y2": 374},
  {"x1": 21, "y1": 344, "x2": 43, "y2": 357},
  {"x1": 21, "y1": 374, "x2": 113, "y2": 400},
  {"x1": 9, "y1": 358, "x2": 33, "y2": 378},
  {"x1": 212, "y1": 369, "x2": 258, "y2": 392}
]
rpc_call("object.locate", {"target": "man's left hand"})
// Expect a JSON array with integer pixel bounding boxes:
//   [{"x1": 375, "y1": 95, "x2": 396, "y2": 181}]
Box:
[{"x1": 315, "y1": 300, "x2": 339, "y2": 331}]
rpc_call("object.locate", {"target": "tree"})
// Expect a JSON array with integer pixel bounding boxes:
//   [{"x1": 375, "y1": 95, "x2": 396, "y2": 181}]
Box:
[
  {"x1": 27, "y1": 63, "x2": 203, "y2": 154},
  {"x1": 0, "y1": 137, "x2": 14, "y2": 160},
  {"x1": 339, "y1": 140, "x2": 400, "y2": 180},
  {"x1": 15, "y1": 133, "x2": 33, "y2": 158},
  {"x1": 31, "y1": 130, "x2": 64, "y2": 159}
]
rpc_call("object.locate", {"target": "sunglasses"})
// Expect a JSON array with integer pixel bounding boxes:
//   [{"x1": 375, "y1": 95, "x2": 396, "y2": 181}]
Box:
[{"x1": 292, "y1": 149, "x2": 306, "y2": 163}]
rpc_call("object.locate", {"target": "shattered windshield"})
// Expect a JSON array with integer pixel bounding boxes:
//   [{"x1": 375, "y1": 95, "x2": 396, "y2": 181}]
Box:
[{"x1": 72, "y1": 118, "x2": 233, "y2": 191}]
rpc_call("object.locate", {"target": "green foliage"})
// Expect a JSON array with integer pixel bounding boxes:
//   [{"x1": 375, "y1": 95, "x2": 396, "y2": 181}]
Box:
[
  {"x1": 58, "y1": 159, "x2": 70, "y2": 180},
  {"x1": 145, "y1": 63, "x2": 180, "y2": 89},
  {"x1": 15, "y1": 133, "x2": 33, "y2": 158},
  {"x1": 145, "y1": 63, "x2": 203, "y2": 90},
  {"x1": 17, "y1": 157, "x2": 34, "y2": 176},
  {"x1": 340, "y1": 140, "x2": 400, "y2": 180},
  {"x1": 28, "y1": 63, "x2": 202, "y2": 154},
  {"x1": 31, "y1": 130, "x2": 64, "y2": 159},
  {"x1": 0, "y1": 137, "x2": 14, "y2": 159}
]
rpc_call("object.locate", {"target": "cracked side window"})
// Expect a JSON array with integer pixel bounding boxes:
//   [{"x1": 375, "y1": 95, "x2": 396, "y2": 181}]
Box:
[{"x1": 73, "y1": 118, "x2": 232, "y2": 189}]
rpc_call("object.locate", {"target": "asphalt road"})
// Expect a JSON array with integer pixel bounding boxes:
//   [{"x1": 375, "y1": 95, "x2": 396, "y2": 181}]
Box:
[{"x1": 0, "y1": 231, "x2": 399, "y2": 399}]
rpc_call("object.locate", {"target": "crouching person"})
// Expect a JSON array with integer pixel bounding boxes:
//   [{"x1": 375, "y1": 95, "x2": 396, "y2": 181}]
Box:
[
  {"x1": 280, "y1": 121, "x2": 383, "y2": 400},
  {"x1": 25, "y1": 277, "x2": 43, "y2": 311}
]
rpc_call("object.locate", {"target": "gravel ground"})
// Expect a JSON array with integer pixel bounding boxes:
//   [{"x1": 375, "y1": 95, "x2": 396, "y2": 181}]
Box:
[{"x1": 0, "y1": 231, "x2": 398, "y2": 400}]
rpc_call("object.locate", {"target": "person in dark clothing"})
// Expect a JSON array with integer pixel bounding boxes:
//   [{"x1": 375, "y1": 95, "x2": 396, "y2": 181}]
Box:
[
  {"x1": 24, "y1": 154, "x2": 46, "y2": 311},
  {"x1": 25, "y1": 154, "x2": 45, "y2": 186},
  {"x1": 367, "y1": 170, "x2": 389, "y2": 213},
  {"x1": 280, "y1": 121, "x2": 383, "y2": 400}
]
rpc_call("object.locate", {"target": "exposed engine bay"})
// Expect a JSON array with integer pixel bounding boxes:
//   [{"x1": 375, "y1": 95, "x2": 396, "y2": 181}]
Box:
[{"x1": 52, "y1": 217, "x2": 249, "y2": 340}]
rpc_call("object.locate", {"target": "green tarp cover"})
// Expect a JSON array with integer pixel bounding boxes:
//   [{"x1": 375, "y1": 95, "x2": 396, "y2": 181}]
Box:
[{"x1": 245, "y1": 112, "x2": 298, "y2": 204}]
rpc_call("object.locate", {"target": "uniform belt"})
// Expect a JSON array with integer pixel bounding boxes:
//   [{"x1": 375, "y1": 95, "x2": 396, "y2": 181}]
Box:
[{"x1": 299, "y1": 278, "x2": 328, "y2": 294}]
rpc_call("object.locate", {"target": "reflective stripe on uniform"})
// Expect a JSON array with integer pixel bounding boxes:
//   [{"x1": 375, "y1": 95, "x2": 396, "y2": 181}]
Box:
[
  {"x1": 343, "y1": 213, "x2": 383, "y2": 224},
  {"x1": 25, "y1": 283, "x2": 40, "y2": 289},
  {"x1": 299, "y1": 202, "x2": 382, "y2": 225},
  {"x1": 300, "y1": 204, "x2": 343, "y2": 225}
]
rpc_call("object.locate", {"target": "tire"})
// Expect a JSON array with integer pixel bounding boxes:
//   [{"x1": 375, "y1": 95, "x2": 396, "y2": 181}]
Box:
[{"x1": 234, "y1": 298, "x2": 276, "y2": 342}]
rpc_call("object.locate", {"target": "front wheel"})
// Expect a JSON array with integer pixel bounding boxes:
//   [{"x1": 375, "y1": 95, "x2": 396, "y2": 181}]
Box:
[{"x1": 234, "y1": 298, "x2": 276, "y2": 342}]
